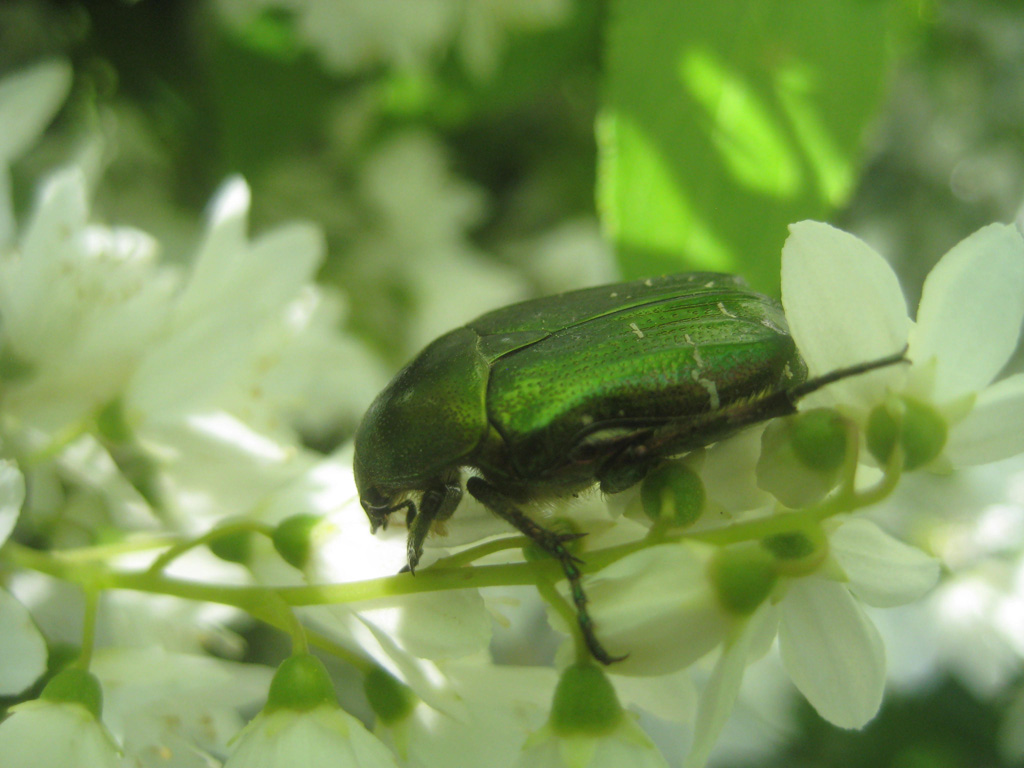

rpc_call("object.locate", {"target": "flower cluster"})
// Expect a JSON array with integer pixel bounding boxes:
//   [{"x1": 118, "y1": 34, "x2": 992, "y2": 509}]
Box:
[{"x1": 214, "y1": 0, "x2": 571, "y2": 79}]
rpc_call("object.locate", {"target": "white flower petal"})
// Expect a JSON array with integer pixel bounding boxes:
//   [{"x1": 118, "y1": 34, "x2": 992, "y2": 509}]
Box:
[
  {"x1": 830, "y1": 518, "x2": 939, "y2": 607},
  {"x1": 0, "y1": 701, "x2": 121, "y2": 768},
  {"x1": 0, "y1": 589, "x2": 47, "y2": 695},
  {"x1": 0, "y1": 59, "x2": 72, "y2": 162},
  {"x1": 684, "y1": 610, "x2": 770, "y2": 768},
  {"x1": 243, "y1": 222, "x2": 326, "y2": 315},
  {"x1": 175, "y1": 177, "x2": 252, "y2": 323},
  {"x1": 343, "y1": 612, "x2": 471, "y2": 720},
  {"x1": 1, "y1": 169, "x2": 89, "y2": 341},
  {"x1": 781, "y1": 222, "x2": 910, "y2": 408},
  {"x1": 515, "y1": 718, "x2": 669, "y2": 768},
  {"x1": 613, "y1": 669, "x2": 697, "y2": 725},
  {"x1": 700, "y1": 429, "x2": 773, "y2": 512},
  {"x1": 945, "y1": 373, "x2": 1024, "y2": 466},
  {"x1": 778, "y1": 578, "x2": 885, "y2": 728},
  {"x1": 584, "y1": 543, "x2": 733, "y2": 675},
  {"x1": 392, "y1": 662, "x2": 554, "y2": 768},
  {"x1": 225, "y1": 705, "x2": 399, "y2": 768},
  {"x1": 91, "y1": 647, "x2": 272, "y2": 760},
  {"x1": 0, "y1": 59, "x2": 71, "y2": 242},
  {"x1": 361, "y1": 590, "x2": 492, "y2": 662},
  {"x1": 910, "y1": 224, "x2": 1024, "y2": 402},
  {"x1": 0, "y1": 459, "x2": 25, "y2": 545}
]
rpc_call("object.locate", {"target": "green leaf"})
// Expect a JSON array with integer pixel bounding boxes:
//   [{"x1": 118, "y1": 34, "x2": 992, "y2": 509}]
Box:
[{"x1": 599, "y1": 1, "x2": 909, "y2": 292}]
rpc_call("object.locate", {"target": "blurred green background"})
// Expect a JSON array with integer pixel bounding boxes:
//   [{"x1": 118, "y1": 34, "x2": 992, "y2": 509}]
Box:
[{"x1": 2, "y1": 1, "x2": 1023, "y2": 765}]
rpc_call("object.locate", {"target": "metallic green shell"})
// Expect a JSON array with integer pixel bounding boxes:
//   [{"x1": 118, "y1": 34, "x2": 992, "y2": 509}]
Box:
[
  {"x1": 354, "y1": 272, "x2": 805, "y2": 496},
  {"x1": 469, "y1": 273, "x2": 804, "y2": 480}
]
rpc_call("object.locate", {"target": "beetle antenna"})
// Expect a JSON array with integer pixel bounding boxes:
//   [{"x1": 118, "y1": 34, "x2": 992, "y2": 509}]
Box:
[{"x1": 788, "y1": 345, "x2": 909, "y2": 402}]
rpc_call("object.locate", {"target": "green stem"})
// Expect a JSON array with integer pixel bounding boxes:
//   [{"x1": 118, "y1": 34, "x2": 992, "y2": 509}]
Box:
[
  {"x1": 303, "y1": 626, "x2": 374, "y2": 673},
  {"x1": 3, "y1": 446, "x2": 906, "y2": 665},
  {"x1": 272, "y1": 592, "x2": 308, "y2": 654},
  {"x1": 3, "y1": 540, "x2": 565, "y2": 608},
  {"x1": 146, "y1": 520, "x2": 274, "y2": 575},
  {"x1": 536, "y1": 578, "x2": 586, "y2": 661},
  {"x1": 430, "y1": 534, "x2": 531, "y2": 569},
  {"x1": 20, "y1": 419, "x2": 91, "y2": 467},
  {"x1": 75, "y1": 589, "x2": 100, "y2": 670},
  {"x1": 5, "y1": 456, "x2": 903, "y2": 613}
]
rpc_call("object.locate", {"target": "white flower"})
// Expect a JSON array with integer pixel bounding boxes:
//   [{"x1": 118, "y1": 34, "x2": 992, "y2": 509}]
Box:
[
  {"x1": 112, "y1": 176, "x2": 335, "y2": 525},
  {"x1": 781, "y1": 220, "x2": 1024, "y2": 467},
  {"x1": 772, "y1": 518, "x2": 937, "y2": 727},
  {"x1": 124, "y1": 176, "x2": 324, "y2": 433},
  {"x1": 514, "y1": 721, "x2": 669, "y2": 768},
  {"x1": 225, "y1": 654, "x2": 398, "y2": 768},
  {"x1": 0, "y1": 457, "x2": 25, "y2": 546},
  {"x1": 0, "y1": 167, "x2": 378, "y2": 529},
  {"x1": 0, "y1": 588, "x2": 47, "y2": 697},
  {"x1": 684, "y1": 517, "x2": 938, "y2": 767},
  {"x1": 350, "y1": 132, "x2": 529, "y2": 353},
  {"x1": 0, "y1": 168, "x2": 176, "y2": 432},
  {"x1": 91, "y1": 647, "x2": 273, "y2": 767},
  {"x1": 225, "y1": 705, "x2": 400, "y2": 768},
  {"x1": 0, "y1": 459, "x2": 47, "y2": 697},
  {"x1": 513, "y1": 664, "x2": 669, "y2": 768},
  {"x1": 375, "y1": 661, "x2": 556, "y2": 768},
  {"x1": 0, "y1": 701, "x2": 121, "y2": 768},
  {"x1": 874, "y1": 456, "x2": 1024, "y2": 697},
  {"x1": 579, "y1": 542, "x2": 736, "y2": 676}
]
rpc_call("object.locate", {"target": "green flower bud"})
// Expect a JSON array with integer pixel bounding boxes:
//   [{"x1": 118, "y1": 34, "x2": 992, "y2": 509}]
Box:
[
  {"x1": 640, "y1": 461, "x2": 705, "y2": 527},
  {"x1": 272, "y1": 514, "x2": 324, "y2": 570},
  {"x1": 761, "y1": 524, "x2": 828, "y2": 577},
  {"x1": 789, "y1": 409, "x2": 849, "y2": 472},
  {"x1": 757, "y1": 409, "x2": 851, "y2": 508},
  {"x1": 363, "y1": 667, "x2": 417, "y2": 725},
  {"x1": 549, "y1": 663, "x2": 623, "y2": 735},
  {"x1": 208, "y1": 528, "x2": 253, "y2": 565},
  {"x1": 40, "y1": 668, "x2": 103, "y2": 719},
  {"x1": 265, "y1": 654, "x2": 336, "y2": 713},
  {"x1": 709, "y1": 542, "x2": 778, "y2": 615},
  {"x1": 867, "y1": 396, "x2": 947, "y2": 471}
]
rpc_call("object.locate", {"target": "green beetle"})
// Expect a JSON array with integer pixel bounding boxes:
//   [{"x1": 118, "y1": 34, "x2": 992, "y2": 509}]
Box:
[{"x1": 354, "y1": 272, "x2": 903, "y2": 663}]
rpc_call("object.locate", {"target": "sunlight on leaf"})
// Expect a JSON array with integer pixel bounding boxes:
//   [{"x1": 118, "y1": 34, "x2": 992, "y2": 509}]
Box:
[
  {"x1": 599, "y1": 0, "x2": 910, "y2": 291},
  {"x1": 680, "y1": 47, "x2": 801, "y2": 200}
]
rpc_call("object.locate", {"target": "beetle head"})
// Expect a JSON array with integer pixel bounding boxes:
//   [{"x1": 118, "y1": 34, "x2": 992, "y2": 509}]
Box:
[{"x1": 353, "y1": 451, "x2": 414, "y2": 532}]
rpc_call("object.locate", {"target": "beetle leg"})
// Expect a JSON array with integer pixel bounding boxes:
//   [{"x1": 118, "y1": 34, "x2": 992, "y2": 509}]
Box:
[
  {"x1": 405, "y1": 477, "x2": 462, "y2": 574},
  {"x1": 465, "y1": 476, "x2": 626, "y2": 665}
]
